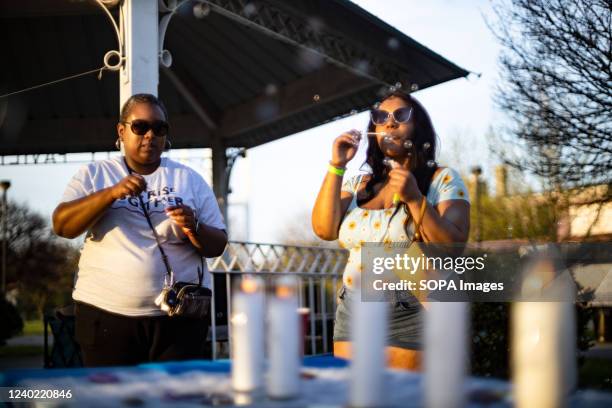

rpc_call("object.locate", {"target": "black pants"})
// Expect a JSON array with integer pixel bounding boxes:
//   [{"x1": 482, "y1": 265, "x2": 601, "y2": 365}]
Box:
[{"x1": 74, "y1": 302, "x2": 209, "y2": 367}]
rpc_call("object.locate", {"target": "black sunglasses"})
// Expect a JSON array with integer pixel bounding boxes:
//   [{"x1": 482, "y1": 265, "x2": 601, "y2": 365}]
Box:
[
  {"x1": 370, "y1": 107, "x2": 413, "y2": 125},
  {"x1": 122, "y1": 119, "x2": 169, "y2": 137}
]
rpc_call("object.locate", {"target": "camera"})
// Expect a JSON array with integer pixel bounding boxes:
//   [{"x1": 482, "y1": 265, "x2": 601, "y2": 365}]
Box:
[{"x1": 155, "y1": 287, "x2": 178, "y2": 313}]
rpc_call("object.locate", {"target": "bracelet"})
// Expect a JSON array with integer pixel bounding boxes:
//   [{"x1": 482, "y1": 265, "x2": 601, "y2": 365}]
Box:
[
  {"x1": 328, "y1": 163, "x2": 346, "y2": 176},
  {"x1": 418, "y1": 195, "x2": 427, "y2": 220}
]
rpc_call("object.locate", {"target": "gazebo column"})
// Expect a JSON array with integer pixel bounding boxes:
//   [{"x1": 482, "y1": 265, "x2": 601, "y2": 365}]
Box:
[
  {"x1": 119, "y1": 0, "x2": 160, "y2": 106},
  {"x1": 211, "y1": 137, "x2": 246, "y2": 234},
  {"x1": 212, "y1": 137, "x2": 229, "y2": 227}
]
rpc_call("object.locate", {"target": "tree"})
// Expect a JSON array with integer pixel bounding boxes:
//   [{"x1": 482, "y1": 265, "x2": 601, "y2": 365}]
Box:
[
  {"x1": 0, "y1": 295, "x2": 22, "y2": 345},
  {"x1": 2, "y1": 201, "x2": 78, "y2": 318},
  {"x1": 470, "y1": 185, "x2": 560, "y2": 242},
  {"x1": 490, "y1": 0, "x2": 611, "y2": 192}
]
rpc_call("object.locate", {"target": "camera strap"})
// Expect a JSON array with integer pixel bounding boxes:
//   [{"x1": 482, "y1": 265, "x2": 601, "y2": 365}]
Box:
[
  {"x1": 124, "y1": 158, "x2": 175, "y2": 287},
  {"x1": 123, "y1": 158, "x2": 205, "y2": 288}
]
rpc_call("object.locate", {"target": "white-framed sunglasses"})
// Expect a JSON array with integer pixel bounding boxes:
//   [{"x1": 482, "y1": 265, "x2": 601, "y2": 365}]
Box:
[{"x1": 370, "y1": 107, "x2": 413, "y2": 125}]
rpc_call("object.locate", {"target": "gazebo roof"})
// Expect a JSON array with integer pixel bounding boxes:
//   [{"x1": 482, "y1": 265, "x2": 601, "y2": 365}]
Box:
[{"x1": 0, "y1": 0, "x2": 469, "y2": 155}]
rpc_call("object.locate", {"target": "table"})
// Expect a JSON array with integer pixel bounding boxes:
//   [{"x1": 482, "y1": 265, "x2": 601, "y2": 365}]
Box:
[{"x1": 1, "y1": 356, "x2": 611, "y2": 407}]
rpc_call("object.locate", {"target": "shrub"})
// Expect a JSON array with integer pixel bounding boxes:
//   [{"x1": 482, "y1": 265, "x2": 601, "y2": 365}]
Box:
[{"x1": 0, "y1": 295, "x2": 23, "y2": 345}]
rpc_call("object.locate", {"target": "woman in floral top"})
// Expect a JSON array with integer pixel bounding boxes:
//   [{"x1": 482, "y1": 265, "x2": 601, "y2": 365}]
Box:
[{"x1": 312, "y1": 91, "x2": 470, "y2": 370}]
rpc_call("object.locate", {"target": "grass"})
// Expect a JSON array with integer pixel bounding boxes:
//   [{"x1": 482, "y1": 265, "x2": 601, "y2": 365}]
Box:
[
  {"x1": 0, "y1": 320, "x2": 45, "y2": 358},
  {"x1": 0, "y1": 345, "x2": 44, "y2": 357},
  {"x1": 579, "y1": 357, "x2": 612, "y2": 390},
  {"x1": 22, "y1": 319, "x2": 44, "y2": 336}
]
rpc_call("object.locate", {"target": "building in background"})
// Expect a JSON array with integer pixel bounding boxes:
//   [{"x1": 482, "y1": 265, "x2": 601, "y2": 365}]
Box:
[{"x1": 467, "y1": 165, "x2": 611, "y2": 342}]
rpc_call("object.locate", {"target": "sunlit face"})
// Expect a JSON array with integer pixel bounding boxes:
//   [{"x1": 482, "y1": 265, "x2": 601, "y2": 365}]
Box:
[
  {"x1": 117, "y1": 102, "x2": 167, "y2": 166},
  {"x1": 374, "y1": 96, "x2": 414, "y2": 159}
]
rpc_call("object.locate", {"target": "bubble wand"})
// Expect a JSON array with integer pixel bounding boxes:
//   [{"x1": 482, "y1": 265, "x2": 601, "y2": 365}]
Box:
[{"x1": 383, "y1": 157, "x2": 402, "y2": 205}]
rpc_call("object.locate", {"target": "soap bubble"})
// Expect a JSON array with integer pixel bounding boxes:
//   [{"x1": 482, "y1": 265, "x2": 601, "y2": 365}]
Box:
[
  {"x1": 307, "y1": 17, "x2": 324, "y2": 33},
  {"x1": 313, "y1": 94, "x2": 320, "y2": 102},
  {"x1": 297, "y1": 47, "x2": 325, "y2": 70},
  {"x1": 410, "y1": 83, "x2": 419, "y2": 92},
  {"x1": 423, "y1": 142, "x2": 431, "y2": 150},
  {"x1": 193, "y1": 2, "x2": 211, "y2": 18},
  {"x1": 350, "y1": 109, "x2": 358, "y2": 115},
  {"x1": 255, "y1": 100, "x2": 279, "y2": 120},
  {"x1": 395, "y1": 82, "x2": 402, "y2": 89},
  {"x1": 243, "y1": 3, "x2": 257, "y2": 17},
  {"x1": 264, "y1": 83, "x2": 278, "y2": 96},
  {"x1": 426, "y1": 160, "x2": 436, "y2": 168},
  {"x1": 387, "y1": 37, "x2": 400, "y2": 50},
  {"x1": 403, "y1": 140, "x2": 413, "y2": 149},
  {"x1": 354, "y1": 59, "x2": 370, "y2": 74}
]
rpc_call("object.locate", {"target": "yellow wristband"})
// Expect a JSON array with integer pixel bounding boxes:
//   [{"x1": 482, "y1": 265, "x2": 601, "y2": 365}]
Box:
[
  {"x1": 328, "y1": 164, "x2": 346, "y2": 176},
  {"x1": 392, "y1": 193, "x2": 400, "y2": 205}
]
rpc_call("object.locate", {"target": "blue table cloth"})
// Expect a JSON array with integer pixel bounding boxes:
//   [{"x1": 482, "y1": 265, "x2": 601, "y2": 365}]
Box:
[{"x1": 1, "y1": 356, "x2": 610, "y2": 407}]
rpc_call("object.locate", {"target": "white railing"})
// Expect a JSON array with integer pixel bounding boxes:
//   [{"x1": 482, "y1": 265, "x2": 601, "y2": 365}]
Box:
[{"x1": 207, "y1": 241, "x2": 348, "y2": 360}]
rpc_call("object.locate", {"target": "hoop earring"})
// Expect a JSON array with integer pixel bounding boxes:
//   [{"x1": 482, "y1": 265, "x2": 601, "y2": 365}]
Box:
[
  {"x1": 165, "y1": 139, "x2": 172, "y2": 151},
  {"x1": 115, "y1": 139, "x2": 121, "y2": 150}
]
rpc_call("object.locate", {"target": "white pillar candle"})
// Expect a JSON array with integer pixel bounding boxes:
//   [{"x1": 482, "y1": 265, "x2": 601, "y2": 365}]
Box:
[
  {"x1": 512, "y1": 301, "x2": 576, "y2": 408},
  {"x1": 267, "y1": 276, "x2": 300, "y2": 399},
  {"x1": 513, "y1": 250, "x2": 577, "y2": 408},
  {"x1": 231, "y1": 275, "x2": 265, "y2": 392},
  {"x1": 424, "y1": 302, "x2": 469, "y2": 408},
  {"x1": 349, "y1": 286, "x2": 388, "y2": 408}
]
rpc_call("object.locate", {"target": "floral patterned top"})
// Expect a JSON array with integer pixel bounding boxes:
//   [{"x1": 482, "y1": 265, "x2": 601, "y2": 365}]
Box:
[{"x1": 338, "y1": 167, "x2": 469, "y2": 289}]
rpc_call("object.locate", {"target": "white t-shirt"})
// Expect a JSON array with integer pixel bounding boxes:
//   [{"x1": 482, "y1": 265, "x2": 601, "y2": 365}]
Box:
[{"x1": 61, "y1": 157, "x2": 226, "y2": 316}]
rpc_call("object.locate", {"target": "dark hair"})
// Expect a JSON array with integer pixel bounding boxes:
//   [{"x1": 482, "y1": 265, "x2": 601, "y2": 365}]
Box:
[
  {"x1": 119, "y1": 93, "x2": 168, "y2": 123},
  {"x1": 359, "y1": 91, "x2": 439, "y2": 239}
]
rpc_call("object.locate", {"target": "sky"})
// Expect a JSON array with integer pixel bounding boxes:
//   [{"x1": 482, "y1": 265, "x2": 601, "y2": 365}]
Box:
[{"x1": 0, "y1": 0, "x2": 503, "y2": 245}]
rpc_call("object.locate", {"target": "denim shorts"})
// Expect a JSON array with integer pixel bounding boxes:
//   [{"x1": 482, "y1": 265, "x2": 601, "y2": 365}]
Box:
[{"x1": 333, "y1": 285, "x2": 423, "y2": 350}]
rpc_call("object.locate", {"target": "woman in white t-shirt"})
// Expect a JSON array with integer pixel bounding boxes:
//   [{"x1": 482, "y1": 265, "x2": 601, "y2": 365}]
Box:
[
  {"x1": 312, "y1": 92, "x2": 470, "y2": 370},
  {"x1": 53, "y1": 94, "x2": 227, "y2": 367}
]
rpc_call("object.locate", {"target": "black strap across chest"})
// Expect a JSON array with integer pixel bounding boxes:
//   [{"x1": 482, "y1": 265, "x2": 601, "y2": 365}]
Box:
[{"x1": 123, "y1": 158, "x2": 204, "y2": 287}]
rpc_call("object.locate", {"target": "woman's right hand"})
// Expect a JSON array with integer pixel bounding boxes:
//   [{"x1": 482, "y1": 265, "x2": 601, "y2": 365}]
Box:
[
  {"x1": 53, "y1": 174, "x2": 147, "y2": 239},
  {"x1": 330, "y1": 129, "x2": 361, "y2": 168},
  {"x1": 110, "y1": 174, "x2": 147, "y2": 200},
  {"x1": 313, "y1": 130, "x2": 359, "y2": 241}
]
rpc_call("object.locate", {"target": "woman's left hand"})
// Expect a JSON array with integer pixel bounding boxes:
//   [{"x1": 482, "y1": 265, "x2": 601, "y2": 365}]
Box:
[
  {"x1": 165, "y1": 205, "x2": 197, "y2": 235},
  {"x1": 387, "y1": 161, "x2": 421, "y2": 203}
]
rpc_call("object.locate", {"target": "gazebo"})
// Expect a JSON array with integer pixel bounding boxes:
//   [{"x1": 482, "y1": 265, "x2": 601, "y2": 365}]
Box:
[{"x1": 0, "y1": 0, "x2": 469, "y2": 215}]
